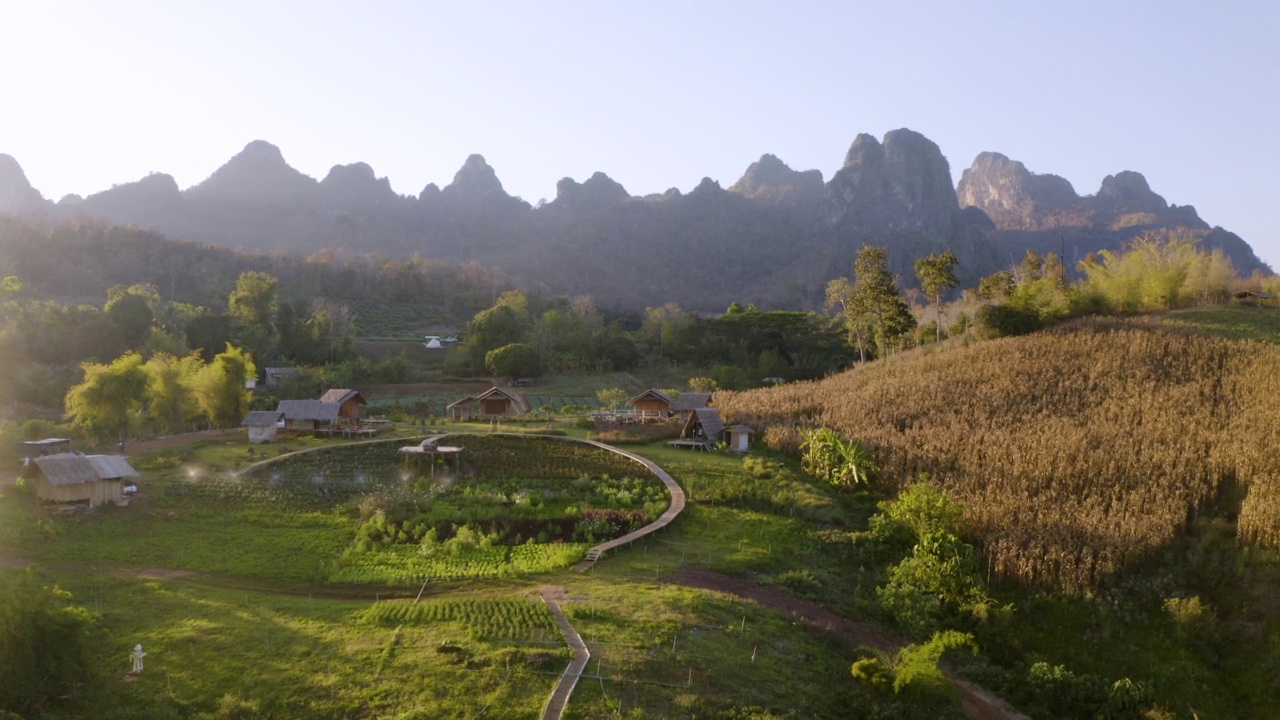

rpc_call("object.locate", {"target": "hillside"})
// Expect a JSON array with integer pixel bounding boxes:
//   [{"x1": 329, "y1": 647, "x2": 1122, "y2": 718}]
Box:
[
  {"x1": 1, "y1": 129, "x2": 1267, "y2": 312},
  {"x1": 715, "y1": 312, "x2": 1280, "y2": 591}
]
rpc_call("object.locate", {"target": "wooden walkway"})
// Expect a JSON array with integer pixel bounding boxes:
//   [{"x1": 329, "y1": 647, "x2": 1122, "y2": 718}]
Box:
[
  {"x1": 567, "y1": 439, "x2": 686, "y2": 572},
  {"x1": 539, "y1": 586, "x2": 590, "y2": 720}
]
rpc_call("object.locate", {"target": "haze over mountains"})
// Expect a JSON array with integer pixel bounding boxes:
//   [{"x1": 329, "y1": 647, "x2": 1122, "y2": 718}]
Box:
[{"x1": 0, "y1": 129, "x2": 1266, "y2": 311}]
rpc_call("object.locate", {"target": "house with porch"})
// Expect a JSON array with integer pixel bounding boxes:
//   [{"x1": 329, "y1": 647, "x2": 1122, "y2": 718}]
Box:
[{"x1": 626, "y1": 389, "x2": 674, "y2": 421}]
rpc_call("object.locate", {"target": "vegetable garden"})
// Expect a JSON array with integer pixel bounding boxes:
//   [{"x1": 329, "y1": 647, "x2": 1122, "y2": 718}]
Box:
[{"x1": 217, "y1": 434, "x2": 672, "y2": 583}]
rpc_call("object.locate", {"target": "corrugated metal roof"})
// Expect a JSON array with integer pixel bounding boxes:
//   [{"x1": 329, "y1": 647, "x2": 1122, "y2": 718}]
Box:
[
  {"x1": 34, "y1": 453, "x2": 137, "y2": 486},
  {"x1": 87, "y1": 455, "x2": 138, "y2": 479},
  {"x1": 277, "y1": 400, "x2": 341, "y2": 422},
  {"x1": 242, "y1": 410, "x2": 285, "y2": 426},
  {"x1": 446, "y1": 396, "x2": 478, "y2": 409},
  {"x1": 319, "y1": 389, "x2": 364, "y2": 405}
]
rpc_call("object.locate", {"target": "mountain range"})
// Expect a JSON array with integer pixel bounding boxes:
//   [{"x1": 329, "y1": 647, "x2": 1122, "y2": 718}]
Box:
[{"x1": 0, "y1": 130, "x2": 1267, "y2": 311}]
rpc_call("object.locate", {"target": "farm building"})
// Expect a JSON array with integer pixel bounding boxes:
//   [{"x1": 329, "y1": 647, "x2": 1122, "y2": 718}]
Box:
[
  {"x1": 30, "y1": 453, "x2": 138, "y2": 507},
  {"x1": 276, "y1": 400, "x2": 341, "y2": 431},
  {"x1": 319, "y1": 389, "x2": 366, "y2": 420},
  {"x1": 475, "y1": 387, "x2": 529, "y2": 417},
  {"x1": 626, "y1": 389, "x2": 674, "y2": 420},
  {"x1": 680, "y1": 407, "x2": 721, "y2": 445},
  {"x1": 724, "y1": 424, "x2": 755, "y2": 453},
  {"x1": 22, "y1": 437, "x2": 71, "y2": 459},
  {"x1": 447, "y1": 396, "x2": 479, "y2": 422},
  {"x1": 241, "y1": 410, "x2": 285, "y2": 443},
  {"x1": 672, "y1": 392, "x2": 712, "y2": 421}
]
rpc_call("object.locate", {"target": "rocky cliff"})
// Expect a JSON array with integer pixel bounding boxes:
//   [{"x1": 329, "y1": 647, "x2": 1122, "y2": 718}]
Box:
[{"x1": 0, "y1": 131, "x2": 1267, "y2": 311}]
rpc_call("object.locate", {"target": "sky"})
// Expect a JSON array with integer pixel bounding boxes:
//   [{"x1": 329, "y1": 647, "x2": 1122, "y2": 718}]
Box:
[{"x1": 3, "y1": 1, "x2": 1277, "y2": 267}]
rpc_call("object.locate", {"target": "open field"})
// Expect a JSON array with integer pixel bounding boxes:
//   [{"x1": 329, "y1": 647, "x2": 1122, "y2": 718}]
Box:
[{"x1": 8, "y1": 326, "x2": 1280, "y2": 720}]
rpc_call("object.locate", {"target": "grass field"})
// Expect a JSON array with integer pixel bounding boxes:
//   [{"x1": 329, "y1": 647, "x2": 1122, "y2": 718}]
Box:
[{"x1": 8, "y1": 344, "x2": 1280, "y2": 719}]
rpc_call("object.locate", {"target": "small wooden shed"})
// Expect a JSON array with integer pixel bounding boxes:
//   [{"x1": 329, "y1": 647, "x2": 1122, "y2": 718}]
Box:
[
  {"x1": 724, "y1": 424, "x2": 755, "y2": 453},
  {"x1": 242, "y1": 410, "x2": 285, "y2": 443},
  {"x1": 680, "y1": 408, "x2": 725, "y2": 447},
  {"x1": 319, "y1": 389, "x2": 366, "y2": 420},
  {"x1": 626, "y1": 389, "x2": 674, "y2": 420},
  {"x1": 31, "y1": 453, "x2": 138, "y2": 507},
  {"x1": 447, "y1": 396, "x2": 479, "y2": 422}
]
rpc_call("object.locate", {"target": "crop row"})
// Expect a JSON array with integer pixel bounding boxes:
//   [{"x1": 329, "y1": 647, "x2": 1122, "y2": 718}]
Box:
[
  {"x1": 360, "y1": 597, "x2": 558, "y2": 640},
  {"x1": 331, "y1": 543, "x2": 589, "y2": 584}
]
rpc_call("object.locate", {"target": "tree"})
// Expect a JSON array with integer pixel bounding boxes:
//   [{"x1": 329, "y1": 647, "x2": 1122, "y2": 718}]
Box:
[
  {"x1": 64, "y1": 352, "x2": 147, "y2": 443},
  {"x1": 143, "y1": 352, "x2": 203, "y2": 434},
  {"x1": 914, "y1": 251, "x2": 959, "y2": 343},
  {"x1": 826, "y1": 276, "x2": 873, "y2": 363},
  {"x1": 850, "y1": 246, "x2": 915, "y2": 359},
  {"x1": 596, "y1": 387, "x2": 628, "y2": 411},
  {"x1": 484, "y1": 342, "x2": 538, "y2": 380},
  {"x1": 192, "y1": 344, "x2": 257, "y2": 428},
  {"x1": 228, "y1": 271, "x2": 279, "y2": 330},
  {"x1": 466, "y1": 304, "x2": 527, "y2": 373},
  {"x1": 104, "y1": 289, "x2": 153, "y2": 349}
]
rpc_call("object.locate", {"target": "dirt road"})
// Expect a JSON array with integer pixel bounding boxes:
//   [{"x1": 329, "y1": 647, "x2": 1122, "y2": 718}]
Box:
[{"x1": 674, "y1": 568, "x2": 1030, "y2": 720}]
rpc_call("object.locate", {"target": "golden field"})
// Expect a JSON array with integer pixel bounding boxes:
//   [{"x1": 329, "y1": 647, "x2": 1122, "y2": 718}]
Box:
[{"x1": 716, "y1": 316, "x2": 1280, "y2": 591}]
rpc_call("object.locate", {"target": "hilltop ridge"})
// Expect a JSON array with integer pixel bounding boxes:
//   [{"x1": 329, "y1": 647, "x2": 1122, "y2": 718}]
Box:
[{"x1": 0, "y1": 132, "x2": 1267, "y2": 311}]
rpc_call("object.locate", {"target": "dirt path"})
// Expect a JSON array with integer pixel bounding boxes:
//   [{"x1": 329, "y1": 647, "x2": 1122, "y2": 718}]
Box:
[
  {"x1": 119, "y1": 428, "x2": 243, "y2": 455},
  {"x1": 674, "y1": 569, "x2": 1029, "y2": 720}
]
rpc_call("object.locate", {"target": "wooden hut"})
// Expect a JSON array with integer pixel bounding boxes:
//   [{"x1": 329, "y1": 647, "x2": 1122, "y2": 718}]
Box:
[
  {"x1": 474, "y1": 387, "x2": 529, "y2": 417},
  {"x1": 676, "y1": 408, "x2": 725, "y2": 450},
  {"x1": 724, "y1": 424, "x2": 755, "y2": 453},
  {"x1": 319, "y1": 389, "x2": 366, "y2": 420},
  {"x1": 672, "y1": 392, "x2": 712, "y2": 422},
  {"x1": 31, "y1": 453, "x2": 138, "y2": 507},
  {"x1": 276, "y1": 400, "x2": 341, "y2": 432},
  {"x1": 626, "y1": 389, "x2": 674, "y2": 421},
  {"x1": 447, "y1": 396, "x2": 479, "y2": 422},
  {"x1": 241, "y1": 410, "x2": 285, "y2": 443}
]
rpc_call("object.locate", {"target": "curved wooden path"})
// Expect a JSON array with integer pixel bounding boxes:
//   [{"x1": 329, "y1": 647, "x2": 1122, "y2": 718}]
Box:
[
  {"x1": 563, "y1": 438, "x2": 686, "y2": 572},
  {"x1": 538, "y1": 586, "x2": 590, "y2": 720},
  {"x1": 198, "y1": 432, "x2": 676, "y2": 720}
]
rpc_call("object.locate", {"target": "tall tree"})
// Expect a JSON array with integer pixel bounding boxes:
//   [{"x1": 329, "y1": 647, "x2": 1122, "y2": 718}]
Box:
[
  {"x1": 192, "y1": 344, "x2": 257, "y2": 428},
  {"x1": 914, "y1": 251, "x2": 959, "y2": 342},
  {"x1": 850, "y1": 245, "x2": 915, "y2": 359},
  {"x1": 143, "y1": 352, "x2": 203, "y2": 434},
  {"x1": 228, "y1": 271, "x2": 279, "y2": 330},
  {"x1": 104, "y1": 288, "x2": 154, "y2": 349},
  {"x1": 228, "y1": 271, "x2": 279, "y2": 364},
  {"x1": 64, "y1": 352, "x2": 148, "y2": 443}
]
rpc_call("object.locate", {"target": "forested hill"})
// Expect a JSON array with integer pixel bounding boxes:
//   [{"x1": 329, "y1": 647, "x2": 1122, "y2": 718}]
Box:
[{"x1": 0, "y1": 130, "x2": 1268, "y2": 311}]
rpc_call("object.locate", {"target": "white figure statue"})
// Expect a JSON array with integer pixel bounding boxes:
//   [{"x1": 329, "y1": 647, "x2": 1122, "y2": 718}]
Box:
[{"x1": 129, "y1": 644, "x2": 146, "y2": 673}]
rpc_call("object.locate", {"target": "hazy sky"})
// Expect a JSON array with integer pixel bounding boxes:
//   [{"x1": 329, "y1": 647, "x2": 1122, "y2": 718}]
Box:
[{"x1": 3, "y1": 1, "x2": 1277, "y2": 267}]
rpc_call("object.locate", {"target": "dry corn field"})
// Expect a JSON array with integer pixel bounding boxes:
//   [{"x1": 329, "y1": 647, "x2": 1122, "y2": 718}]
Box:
[{"x1": 716, "y1": 316, "x2": 1280, "y2": 592}]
